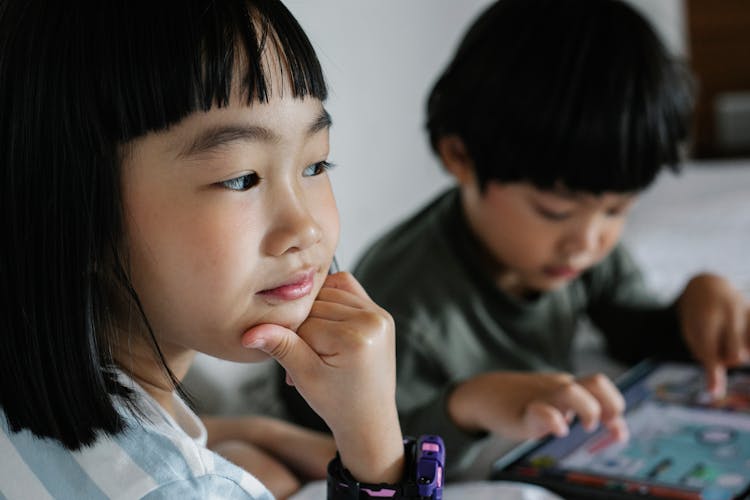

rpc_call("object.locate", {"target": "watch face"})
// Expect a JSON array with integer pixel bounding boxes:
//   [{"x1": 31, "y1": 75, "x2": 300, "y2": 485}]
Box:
[{"x1": 416, "y1": 435, "x2": 445, "y2": 499}]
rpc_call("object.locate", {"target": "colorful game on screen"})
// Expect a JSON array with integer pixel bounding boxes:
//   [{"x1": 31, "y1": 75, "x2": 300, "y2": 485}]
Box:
[{"x1": 494, "y1": 362, "x2": 750, "y2": 500}]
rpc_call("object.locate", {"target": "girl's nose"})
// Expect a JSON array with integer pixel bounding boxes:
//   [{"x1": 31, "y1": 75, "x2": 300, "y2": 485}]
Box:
[{"x1": 263, "y1": 191, "x2": 323, "y2": 257}]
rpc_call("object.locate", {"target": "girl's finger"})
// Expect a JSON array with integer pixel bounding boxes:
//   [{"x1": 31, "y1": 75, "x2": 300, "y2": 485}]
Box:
[
  {"x1": 241, "y1": 323, "x2": 319, "y2": 381},
  {"x1": 306, "y1": 299, "x2": 361, "y2": 322},
  {"x1": 313, "y1": 286, "x2": 369, "y2": 309},
  {"x1": 297, "y1": 311, "x2": 392, "y2": 364},
  {"x1": 295, "y1": 316, "x2": 359, "y2": 356},
  {"x1": 321, "y1": 272, "x2": 373, "y2": 301}
]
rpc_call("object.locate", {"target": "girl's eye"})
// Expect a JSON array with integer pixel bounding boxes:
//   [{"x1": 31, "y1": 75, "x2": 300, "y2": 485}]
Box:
[
  {"x1": 302, "y1": 161, "x2": 333, "y2": 177},
  {"x1": 220, "y1": 172, "x2": 260, "y2": 191}
]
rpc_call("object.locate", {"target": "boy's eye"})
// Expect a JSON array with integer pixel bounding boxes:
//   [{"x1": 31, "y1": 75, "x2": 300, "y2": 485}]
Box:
[
  {"x1": 535, "y1": 206, "x2": 572, "y2": 221},
  {"x1": 302, "y1": 161, "x2": 333, "y2": 177},
  {"x1": 220, "y1": 172, "x2": 260, "y2": 191},
  {"x1": 605, "y1": 204, "x2": 630, "y2": 217}
]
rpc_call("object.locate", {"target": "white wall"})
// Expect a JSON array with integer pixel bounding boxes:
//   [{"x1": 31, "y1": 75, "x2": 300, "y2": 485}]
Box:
[
  {"x1": 284, "y1": 0, "x2": 686, "y2": 269},
  {"x1": 627, "y1": 0, "x2": 686, "y2": 56}
]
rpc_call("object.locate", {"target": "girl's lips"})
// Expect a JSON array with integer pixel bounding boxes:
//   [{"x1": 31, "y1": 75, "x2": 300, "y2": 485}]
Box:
[{"x1": 258, "y1": 269, "x2": 316, "y2": 301}]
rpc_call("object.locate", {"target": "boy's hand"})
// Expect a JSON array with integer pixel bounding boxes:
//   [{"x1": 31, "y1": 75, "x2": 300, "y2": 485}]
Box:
[
  {"x1": 677, "y1": 273, "x2": 750, "y2": 397},
  {"x1": 240, "y1": 272, "x2": 403, "y2": 485},
  {"x1": 448, "y1": 371, "x2": 629, "y2": 442}
]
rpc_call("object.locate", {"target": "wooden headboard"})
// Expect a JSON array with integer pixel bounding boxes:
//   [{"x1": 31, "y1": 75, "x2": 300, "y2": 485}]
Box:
[{"x1": 686, "y1": 0, "x2": 750, "y2": 158}]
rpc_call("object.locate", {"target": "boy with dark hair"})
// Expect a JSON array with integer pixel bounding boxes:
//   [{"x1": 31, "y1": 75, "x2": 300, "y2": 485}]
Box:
[{"x1": 349, "y1": 0, "x2": 749, "y2": 472}]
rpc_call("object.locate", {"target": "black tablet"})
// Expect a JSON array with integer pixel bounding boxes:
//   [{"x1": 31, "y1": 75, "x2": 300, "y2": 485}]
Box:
[{"x1": 492, "y1": 361, "x2": 750, "y2": 500}]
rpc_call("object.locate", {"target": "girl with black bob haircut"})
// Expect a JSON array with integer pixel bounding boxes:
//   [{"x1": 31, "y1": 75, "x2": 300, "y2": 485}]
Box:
[
  {"x1": 426, "y1": 0, "x2": 693, "y2": 193},
  {"x1": 1, "y1": 1, "x2": 438, "y2": 498}
]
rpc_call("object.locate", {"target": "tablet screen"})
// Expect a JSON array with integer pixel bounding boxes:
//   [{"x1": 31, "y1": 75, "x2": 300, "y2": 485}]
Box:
[{"x1": 494, "y1": 362, "x2": 750, "y2": 500}]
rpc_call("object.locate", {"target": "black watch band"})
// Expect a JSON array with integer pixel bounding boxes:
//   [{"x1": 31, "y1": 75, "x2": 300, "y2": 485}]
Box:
[{"x1": 327, "y1": 435, "x2": 444, "y2": 500}]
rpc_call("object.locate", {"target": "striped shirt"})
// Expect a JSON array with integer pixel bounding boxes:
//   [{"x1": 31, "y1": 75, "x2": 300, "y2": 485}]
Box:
[{"x1": 0, "y1": 373, "x2": 274, "y2": 499}]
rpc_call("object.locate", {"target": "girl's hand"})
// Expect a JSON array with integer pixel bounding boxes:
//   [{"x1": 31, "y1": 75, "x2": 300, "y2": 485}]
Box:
[
  {"x1": 240, "y1": 272, "x2": 403, "y2": 484},
  {"x1": 448, "y1": 371, "x2": 629, "y2": 442},
  {"x1": 677, "y1": 273, "x2": 750, "y2": 397}
]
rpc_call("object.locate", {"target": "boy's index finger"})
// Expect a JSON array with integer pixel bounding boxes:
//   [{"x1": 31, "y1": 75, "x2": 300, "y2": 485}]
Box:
[{"x1": 706, "y1": 364, "x2": 727, "y2": 399}]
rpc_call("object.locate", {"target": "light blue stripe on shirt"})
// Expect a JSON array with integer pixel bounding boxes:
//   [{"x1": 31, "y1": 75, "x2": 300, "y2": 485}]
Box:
[
  {"x1": 3, "y1": 423, "x2": 107, "y2": 500},
  {"x1": 115, "y1": 419, "x2": 197, "y2": 484}
]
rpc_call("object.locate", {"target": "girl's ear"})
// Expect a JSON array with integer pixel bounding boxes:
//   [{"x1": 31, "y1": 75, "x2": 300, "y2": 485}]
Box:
[{"x1": 436, "y1": 135, "x2": 476, "y2": 186}]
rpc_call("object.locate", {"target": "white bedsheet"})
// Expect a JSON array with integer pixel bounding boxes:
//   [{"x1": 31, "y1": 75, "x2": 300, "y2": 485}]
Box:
[
  {"x1": 623, "y1": 159, "x2": 750, "y2": 298},
  {"x1": 290, "y1": 479, "x2": 563, "y2": 500}
]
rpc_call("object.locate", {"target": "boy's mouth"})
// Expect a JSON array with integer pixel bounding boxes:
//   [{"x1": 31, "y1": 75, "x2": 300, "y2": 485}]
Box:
[
  {"x1": 542, "y1": 265, "x2": 581, "y2": 280},
  {"x1": 258, "y1": 268, "x2": 317, "y2": 302}
]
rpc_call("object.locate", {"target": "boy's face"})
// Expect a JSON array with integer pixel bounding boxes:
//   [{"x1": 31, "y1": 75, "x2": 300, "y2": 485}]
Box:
[
  {"x1": 119, "y1": 94, "x2": 339, "y2": 367},
  {"x1": 461, "y1": 179, "x2": 636, "y2": 296}
]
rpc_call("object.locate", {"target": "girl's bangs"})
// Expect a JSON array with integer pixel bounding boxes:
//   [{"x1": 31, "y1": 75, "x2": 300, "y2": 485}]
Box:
[{"x1": 99, "y1": 0, "x2": 327, "y2": 143}]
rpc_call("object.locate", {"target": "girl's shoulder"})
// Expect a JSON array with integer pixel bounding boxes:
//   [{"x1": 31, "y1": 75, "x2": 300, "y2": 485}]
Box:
[{"x1": 0, "y1": 386, "x2": 272, "y2": 499}]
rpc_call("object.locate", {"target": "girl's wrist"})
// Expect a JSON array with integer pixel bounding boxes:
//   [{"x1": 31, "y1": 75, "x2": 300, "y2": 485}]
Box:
[
  {"x1": 327, "y1": 435, "x2": 445, "y2": 499},
  {"x1": 332, "y1": 410, "x2": 404, "y2": 484}
]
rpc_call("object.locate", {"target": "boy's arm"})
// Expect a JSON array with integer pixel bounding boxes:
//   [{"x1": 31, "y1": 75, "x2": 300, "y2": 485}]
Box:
[
  {"x1": 587, "y1": 247, "x2": 749, "y2": 396},
  {"x1": 399, "y1": 345, "x2": 629, "y2": 475},
  {"x1": 446, "y1": 372, "x2": 628, "y2": 442},
  {"x1": 584, "y1": 245, "x2": 691, "y2": 365},
  {"x1": 394, "y1": 321, "x2": 629, "y2": 475}
]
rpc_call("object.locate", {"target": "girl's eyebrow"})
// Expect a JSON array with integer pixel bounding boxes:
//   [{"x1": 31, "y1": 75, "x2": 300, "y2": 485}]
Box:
[{"x1": 179, "y1": 109, "x2": 332, "y2": 158}]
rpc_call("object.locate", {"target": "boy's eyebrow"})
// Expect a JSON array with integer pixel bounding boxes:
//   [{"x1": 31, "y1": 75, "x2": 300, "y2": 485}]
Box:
[
  {"x1": 541, "y1": 187, "x2": 579, "y2": 200},
  {"x1": 544, "y1": 187, "x2": 635, "y2": 204},
  {"x1": 179, "y1": 109, "x2": 332, "y2": 158}
]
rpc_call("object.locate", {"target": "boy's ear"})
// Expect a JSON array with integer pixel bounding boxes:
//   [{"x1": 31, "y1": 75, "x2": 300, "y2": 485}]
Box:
[{"x1": 436, "y1": 135, "x2": 475, "y2": 186}]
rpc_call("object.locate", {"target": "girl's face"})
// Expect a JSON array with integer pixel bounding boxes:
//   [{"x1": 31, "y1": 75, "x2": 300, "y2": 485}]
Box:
[{"x1": 120, "y1": 95, "x2": 339, "y2": 364}]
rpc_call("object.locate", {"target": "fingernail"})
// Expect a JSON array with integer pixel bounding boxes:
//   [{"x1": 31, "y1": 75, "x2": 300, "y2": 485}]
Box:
[{"x1": 243, "y1": 338, "x2": 265, "y2": 350}]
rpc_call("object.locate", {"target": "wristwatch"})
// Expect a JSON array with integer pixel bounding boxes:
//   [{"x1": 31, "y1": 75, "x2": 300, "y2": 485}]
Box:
[{"x1": 327, "y1": 435, "x2": 445, "y2": 500}]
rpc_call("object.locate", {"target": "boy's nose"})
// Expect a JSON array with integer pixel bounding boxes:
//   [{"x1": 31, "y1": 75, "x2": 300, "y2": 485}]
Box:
[
  {"x1": 263, "y1": 193, "x2": 323, "y2": 256},
  {"x1": 561, "y1": 220, "x2": 602, "y2": 257}
]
